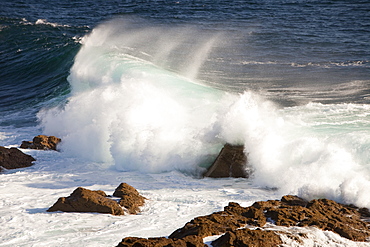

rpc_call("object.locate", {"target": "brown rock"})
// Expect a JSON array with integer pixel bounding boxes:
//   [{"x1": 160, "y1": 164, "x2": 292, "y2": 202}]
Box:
[
  {"x1": 281, "y1": 195, "x2": 308, "y2": 207},
  {"x1": 170, "y1": 196, "x2": 370, "y2": 242},
  {"x1": 203, "y1": 144, "x2": 249, "y2": 178},
  {"x1": 169, "y1": 209, "x2": 248, "y2": 239},
  {"x1": 0, "y1": 146, "x2": 35, "y2": 172},
  {"x1": 116, "y1": 235, "x2": 206, "y2": 247},
  {"x1": 212, "y1": 228, "x2": 282, "y2": 247},
  {"x1": 304, "y1": 199, "x2": 369, "y2": 241},
  {"x1": 116, "y1": 196, "x2": 370, "y2": 247},
  {"x1": 20, "y1": 135, "x2": 61, "y2": 151},
  {"x1": 47, "y1": 187, "x2": 124, "y2": 215},
  {"x1": 113, "y1": 183, "x2": 146, "y2": 214}
]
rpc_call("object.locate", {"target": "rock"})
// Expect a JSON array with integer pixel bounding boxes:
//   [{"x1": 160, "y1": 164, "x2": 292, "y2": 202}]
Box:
[
  {"x1": 116, "y1": 235, "x2": 206, "y2": 247},
  {"x1": 116, "y1": 195, "x2": 370, "y2": 246},
  {"x1": 20, "y1": 135, "x2": 61, "y2": 151},
  {"x1": 0, "y1": 146, "x2": 36, "y2": 172},
  {"x1": 203, "y1": 144, "x2": 249, "y2": 178},
  {"x1": 170, "y1": 210, "x2": 248, "y2": 239},
  {"x1": 170, "y1": 196, "x2": 370, "y2": 242},
  {"x1": 281, "y1": 195, "x2": 308, "y2": 207},
  {"x1": 47, "y1": 187, "x2": 125, "y2": 215},
  {"x1": 303, "y1": 198, "x2": 369, "y2": 241},
  {"x1": 169, "y1": 203, "x2": 250, "y2": 239},
  {"x1": 113, "y1": 183, "x2": 146, "y2": 214},
  {"x1": 212, "y1": 228, "x2": 282, "y2": 247}
]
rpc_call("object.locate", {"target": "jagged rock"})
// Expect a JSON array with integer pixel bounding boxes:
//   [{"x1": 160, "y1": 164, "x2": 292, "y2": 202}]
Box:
[
  {"x1": 116, "y1": 235, "x2": 206, "y2": 247},
  {"x1": 169, "y1": 205, "x2": 249, "y2": 239},
  {"x1": 169, "y1": 201, "x2": 266, "y2": 239},
  {"x1": 170, "y1": 195, "x2": 370, "y2": 242},
  {"x1": 203, "y1": 144, "x2": 249, "y2": 178},
  {"x1": 47, "y1": 187, "x2": 125, "y2": 215},
  {"x1": 280, "y1": 194, "x2": 308, "y2": 207},
  {"x1": 0, "y1": 146, "x2": 36, "y2": 172},
  {"x1": 20, "y1": 135, "x2": 61, "y2": 151},
  {"x1": 116, "y1": 195, "x2": 370, "y2": 246},
  {"x1": 113, "y1": 183, "x2": 146, "y2": 214},
  {"x1": 212, "y1": 228, "x2": 282, "y2": 247}
]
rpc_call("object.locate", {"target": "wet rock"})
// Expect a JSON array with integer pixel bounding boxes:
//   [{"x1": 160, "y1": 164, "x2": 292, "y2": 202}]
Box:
[
  {"x1": 0, "y1": 146, "x2": 36, "y2": 172},
  {"x1": 203, "y1": 144, "x2": 249, "y2": 178},
  {"x1": 212, "y1": 228, "x2": 282, "y2": 247},
  {"x1": 47, "y1": 187, "x2": 125, "y2": 215},
  {"x1": 169, "y1": 209, "x2": 249, "y2": 239},
  {"x1": 113, "y1": 183, "x2": 146, "y2": 214},
  {"x1": 303, "y1": 198, "x2": 369, "y2": 241},
  {"x1": 116, "y1": 235, "x2": 206, "y2": 247},
  {"x1": 170, "y1": 196, "x2": 370, "y2": 242},
  {"x1": 20, "y1": 135, "x2": 61, "y2": 151},
  {"x1": 281, "y1": 195, "x2": 308, "y2": 207}
]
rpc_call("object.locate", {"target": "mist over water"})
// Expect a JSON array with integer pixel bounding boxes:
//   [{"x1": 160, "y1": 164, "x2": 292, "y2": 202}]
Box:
[{"x1": 37, "y1": 19, "x2": 370, "y2": 207}]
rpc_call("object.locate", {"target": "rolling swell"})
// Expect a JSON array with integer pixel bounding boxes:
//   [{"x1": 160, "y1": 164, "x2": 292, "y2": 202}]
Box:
[{"x1": 0, "y1": 17, "x2": 83, "y2": 126}]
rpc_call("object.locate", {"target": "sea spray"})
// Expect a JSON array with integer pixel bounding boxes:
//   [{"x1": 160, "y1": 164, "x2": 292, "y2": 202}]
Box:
[
  {"x1": 39, "y1": 19, "x2": 228, "y2": 173},
  {"x1": 38, "y1": 19, "x2": 370, "y2": 207},
  {"x1": 236, "y1": 102, "x2": 370, "y2": 207}
]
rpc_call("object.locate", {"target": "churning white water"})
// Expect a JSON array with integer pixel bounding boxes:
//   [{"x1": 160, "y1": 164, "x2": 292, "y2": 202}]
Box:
[
  {"x1": 1, "y1": 19, "x2": 369, "y2": 246},
  {"x1": 38, "y1": 20, "x2": 370, "y2": 207}
]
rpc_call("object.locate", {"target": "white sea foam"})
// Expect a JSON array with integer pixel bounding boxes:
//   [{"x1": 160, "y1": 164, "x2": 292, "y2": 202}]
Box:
[
  {"x1": 35, "y1": 19, "x2": 70, "y2": 28},
  {"x1": 38, "y1": 19, "x2": 370, "y2": 209},
  {"x1": 290, "y1": 60, "x2": 370, "y2": 68},
  {"x1": 0, "y1": 152, "x2": 369, "y2": 246},
  {"x1": 0, "y1": 147, "x2": 277, "y2": 247}
]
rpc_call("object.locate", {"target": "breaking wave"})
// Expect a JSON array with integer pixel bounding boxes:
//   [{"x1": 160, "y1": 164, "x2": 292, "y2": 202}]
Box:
[{"x1": 38, "y1": 19, "x2": 370, "y2": 207}]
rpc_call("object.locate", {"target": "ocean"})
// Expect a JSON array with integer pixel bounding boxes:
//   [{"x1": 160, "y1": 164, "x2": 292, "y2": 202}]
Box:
[{"x1": 1, "y1": 0, "x2": 370, "y2": 246}]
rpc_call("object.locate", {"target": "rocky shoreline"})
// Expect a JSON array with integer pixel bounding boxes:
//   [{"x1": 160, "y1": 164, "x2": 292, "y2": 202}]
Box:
[
  {"x1": 116, "y1": 195, "x2": 370, "y2": 246},
  {"x1": 43, "y1": 182, "x2": 370, "y2": 246},
  {"x1": 1, "y1": 136, "x2": 370, "y2": 246}
]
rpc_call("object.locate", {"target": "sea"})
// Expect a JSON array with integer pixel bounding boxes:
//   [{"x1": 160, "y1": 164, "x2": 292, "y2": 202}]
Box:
[{"x1": 1, "y1": 0, "x2": 370, "y2": 246}]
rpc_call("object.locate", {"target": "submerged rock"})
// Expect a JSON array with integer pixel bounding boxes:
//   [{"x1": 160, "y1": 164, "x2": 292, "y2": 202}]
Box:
[
  {"x1": 203, "y1": 143, "x2": 249, "y2": 178},
  {"x1": 47, "y1": 187, "x2": 125, "y2": 215},
  {"x1": 113, "y1": 183, "x2": 146, "y2": 214},
  {"x1": 0, "y1": 146, "x2": 36, "y2": 172},
  {"x1": 20, "y1": 135, "x2": 61, "y2": 151}
]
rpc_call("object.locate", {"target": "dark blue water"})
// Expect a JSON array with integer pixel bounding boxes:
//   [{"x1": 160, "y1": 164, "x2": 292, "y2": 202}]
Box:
[{"x1": 1, "y1": 0, "x2": 369, "y2": 128}]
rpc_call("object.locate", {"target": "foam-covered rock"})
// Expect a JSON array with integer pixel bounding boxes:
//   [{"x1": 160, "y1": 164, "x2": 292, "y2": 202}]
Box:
[
  {"x1": 113, "y1": 183, "x2": 146, "y2": 214},
  {"x1": 203, "y1": 144, "x2": 249, "y2": 178},
  {"x1": 0, "y1": 146, "x2": 35, "y2": 172},
  {"x1": 47, "y1": 187, "x2": 125, "y2": 215},
  {"x1": 20, "y1": 135, "x2": 61, "y2": 151}
]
